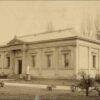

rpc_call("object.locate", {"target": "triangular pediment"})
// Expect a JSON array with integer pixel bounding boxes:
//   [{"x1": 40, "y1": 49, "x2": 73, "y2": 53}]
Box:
[{"x1": 7, "y1": 37, "x2": 25, "y2": 46}]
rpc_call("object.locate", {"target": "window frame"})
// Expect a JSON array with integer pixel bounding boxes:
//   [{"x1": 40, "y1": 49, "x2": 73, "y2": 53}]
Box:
[
  {"x1": 63, "y1": 53, "x2": 69, "y2": 68},
  {"x1": 6, "y1": 55, "x2": 10, "y2": 68},
  {"x1": 31, "y1": 55, "x2": 36, "y2": 68},
  {"x1": 46, "y1": 54, "x2": 52, "y2": 68},
  {"x1": 92, "y1": 54, "x2": 97, "y2": 69},
  {"x1": 61, "y1": 50, "x2": 71, "y2": 69},
  {"x1": 0, "y1": 55, "x2": 1, "y2": 69}
]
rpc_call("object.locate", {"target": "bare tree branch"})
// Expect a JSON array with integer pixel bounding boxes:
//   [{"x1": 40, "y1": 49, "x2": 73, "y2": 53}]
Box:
[{"x1": 94, "y1": 12, "x2": 100, "y2": 34}]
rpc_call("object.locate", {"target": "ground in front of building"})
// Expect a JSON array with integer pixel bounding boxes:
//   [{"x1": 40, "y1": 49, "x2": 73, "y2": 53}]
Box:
[{"x1": 0, "y1": 85, "x2": 99, "y2": 100}]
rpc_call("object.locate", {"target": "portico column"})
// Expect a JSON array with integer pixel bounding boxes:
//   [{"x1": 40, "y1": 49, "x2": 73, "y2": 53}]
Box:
[
  {"x1": 10, "y1": 51, "x2": 15, "y2": 75},
  {"x1": 22, "y1": 45, "x2": 27, "y2": 75}
]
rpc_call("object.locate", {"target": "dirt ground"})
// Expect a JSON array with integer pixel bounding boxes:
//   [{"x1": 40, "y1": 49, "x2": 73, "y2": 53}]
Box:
[{"x1": 0, "y1": 85, "x2": 99, "y2": 100}]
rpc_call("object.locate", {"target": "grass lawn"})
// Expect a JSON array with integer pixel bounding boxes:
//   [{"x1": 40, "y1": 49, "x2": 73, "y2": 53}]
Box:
[{"x1": 0, "y1": 85, "x2": 99, "y2": 100}]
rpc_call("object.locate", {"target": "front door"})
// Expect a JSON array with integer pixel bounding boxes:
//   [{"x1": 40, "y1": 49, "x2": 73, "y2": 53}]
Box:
[{"x1": 18, "y1": 60, "x2": 22, "y2": 74}]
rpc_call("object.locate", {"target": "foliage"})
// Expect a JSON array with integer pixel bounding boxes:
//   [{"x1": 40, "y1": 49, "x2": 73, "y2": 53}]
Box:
[
  {"x1": 95, "y1": 74, "x2": 100, "y2": 83},
  {"x1": 0, "y1": 72, "x2": 8, "y2": 79},
  {"x1": 46, "y1": 84, "x2": 56, "y2": 91},
  {"x1": 0, "y1": 81, "x2": 4, "y2": 87},
  {"x1": 78, "y1": 72, "x2": 95, "y2": 96}
]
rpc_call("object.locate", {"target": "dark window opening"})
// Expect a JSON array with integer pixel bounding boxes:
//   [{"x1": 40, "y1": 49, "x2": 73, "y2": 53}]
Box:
[
  {"x1": 64, "y1": 53, "x2": 69, "y2": 68},
  {"x1": 93, "y1": 55, "x2": 96, "y2": 68},
  {"x1": 7, "y1": 56, "x2": 10, "y2": 68},
  {"x1": 32, "y1": 55, "x2": 36, "y2": 67},
  {"x1": 47, "y1": 55, "x2": 51, "y2": 68}
]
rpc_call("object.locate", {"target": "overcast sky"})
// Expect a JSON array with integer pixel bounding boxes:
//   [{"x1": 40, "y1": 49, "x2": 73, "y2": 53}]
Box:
[{"x1": 0, "y1": 1, "x2": 100, "y2": 45}]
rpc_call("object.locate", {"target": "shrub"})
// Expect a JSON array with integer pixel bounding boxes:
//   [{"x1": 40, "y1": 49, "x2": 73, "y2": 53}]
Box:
[
  {"x1": 0, "y1": 81, "x2": 4, "y2": 87},
  {"x1": 0, "y1": 73, "x2": 8, "y2": 79},
  {"x1": 70, "y1": 84, "x2": 79, "y2": 92},
  {"x1": 46, "y1": 84, "x2": 56, "y2": 91},
  {"x1": 47, "y1": 85, "x2": 52, "y2": 91},
  {"x1": 95, "y1": 74, "x2": 100, "y2": 83}
]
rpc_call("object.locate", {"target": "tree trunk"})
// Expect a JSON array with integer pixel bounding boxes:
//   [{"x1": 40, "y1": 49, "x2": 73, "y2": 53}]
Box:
[{"x1": 86, "y1": 88, "x2": 89, "y2": 96}]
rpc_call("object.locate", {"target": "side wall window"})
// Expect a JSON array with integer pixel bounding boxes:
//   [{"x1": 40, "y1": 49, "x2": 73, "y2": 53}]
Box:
[
  {"x1": 63, "y1": 53, "x2": 69, "y2": 68},
  {"x1": 46, "y1": 55, "x2": 52, "y2": 68},
  {"x1": 6, "y1": 56, "x2": 10, "y2": 68},
  {"x1": 32, "y1": 55, "x2": 36, "y2": 68},
  {"x1": 61, "y1": 50, "x2": 71, "y2": 68},
  {"x1": 92, "y1": 55, "x2": 96, "y2": 68},
  {"x1": 0, "y1": 55, "x2": 1, "y2": 68}
]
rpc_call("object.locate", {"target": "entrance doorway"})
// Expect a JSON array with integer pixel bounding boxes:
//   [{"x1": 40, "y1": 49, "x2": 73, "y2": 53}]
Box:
[{"x1": 18, "y1": 60, "x2": 22, "y2": 74}]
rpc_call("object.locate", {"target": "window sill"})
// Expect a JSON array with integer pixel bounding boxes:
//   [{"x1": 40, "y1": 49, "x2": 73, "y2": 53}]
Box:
[
  {"x1": 41, "y1": 68, "x2": 56, "y2": 70},
  {"x1": 3, "y1": 68, "x2": 10, "y2": 69},
  {"x1": 58, "y1": 68, "x2": 74, "y2": 70}
]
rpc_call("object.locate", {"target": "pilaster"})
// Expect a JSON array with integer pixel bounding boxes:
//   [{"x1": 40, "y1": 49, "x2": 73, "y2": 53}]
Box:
[
  {"x1": 10, "y1": 51, "x2": 15, "y2": 74},
  {"x1": 75, "y1": 45, "x2": 79, "y2": 79},
  {"x1": 54, "y1": 47, "x2": 59, "y2": 75}
]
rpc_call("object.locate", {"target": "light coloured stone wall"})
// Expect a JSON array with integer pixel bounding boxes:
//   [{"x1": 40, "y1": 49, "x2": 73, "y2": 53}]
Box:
[
  {"x1": 0, "y1": 36, "x2": 100, "y2": 79},
  {"x1": 77, "y1": 40, "x2": 100, "y2": 78},
  {"x1": 0, "y1": 51, "x2": 11, "y2": 75},
  {"x1": 26, "y1": 44, "x2": 76, "y2": 79}
]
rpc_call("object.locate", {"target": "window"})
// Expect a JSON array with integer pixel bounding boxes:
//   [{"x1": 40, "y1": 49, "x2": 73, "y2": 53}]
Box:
[
  {"x1": 32, "y1": 55, "x2": 36, "y2": 67},
  {"x1": 7, "y1": 56, "x2": 10, "y2": 68},
  {"x1": 63, "y1": 53, "x2": 69, "y2": 68},
  {"x1": 92, "y1": 55, "x2": 96, "y2": 68},
  {"x1": 47, "y1": 55, "x2": 52, "y2": 68},
  {"x1": 0, "y1": 55, "x2": 1, "y2": 68}
]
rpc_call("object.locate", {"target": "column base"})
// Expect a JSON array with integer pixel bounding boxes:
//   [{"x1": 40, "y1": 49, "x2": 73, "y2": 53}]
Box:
[
  {"x1": 25, "y1": 74, "x2": 31, "y2": 81},
  {"x1": 19, "y1": 74, "x2": 24, "y2": 79}
]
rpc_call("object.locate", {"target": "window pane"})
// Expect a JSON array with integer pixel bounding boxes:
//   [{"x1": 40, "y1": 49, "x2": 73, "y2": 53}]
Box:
[
  {"x1": 93, "y1": 55, "x2": 96, "y2": 68},
  {"x1": 32, "y1": 55, "x2": 36, "y2": 67},
  {"x1": 63, "y1": 53, "x2": 69, "y2": 68},
  {"x1": 7, "y1": 56, "x2": 10, "y2": 68},
  {"x1": 47, "y1": 55, "x2": 51, "y2": 68},
  {"x1": 0, "y1": 55, "x2": 1, "y2": 68}
]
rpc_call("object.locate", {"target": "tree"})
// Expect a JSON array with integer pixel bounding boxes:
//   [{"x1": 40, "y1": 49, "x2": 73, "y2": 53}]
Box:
[
  {"x1": 78, "y1": 72, "x2": 95, "y2": 96},
  {"x1": 81, "y1": 12, "x2": 100, "y2": 38},
  {"x1": 81, "y1": 13, "x2": 92, "y2": 36},
  {"x1": 94, "y1": 12, "x2": 100, "y2": 34}
]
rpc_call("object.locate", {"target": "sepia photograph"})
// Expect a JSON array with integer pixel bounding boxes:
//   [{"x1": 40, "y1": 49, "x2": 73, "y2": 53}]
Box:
[{"x1": 0, "y1": 0, "x2": 100, "y2": 100}]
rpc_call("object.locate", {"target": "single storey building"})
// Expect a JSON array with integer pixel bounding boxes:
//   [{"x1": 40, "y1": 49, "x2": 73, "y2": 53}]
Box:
[{"x1": 0, "y1": 28, "x2": 100, "y2": 79}]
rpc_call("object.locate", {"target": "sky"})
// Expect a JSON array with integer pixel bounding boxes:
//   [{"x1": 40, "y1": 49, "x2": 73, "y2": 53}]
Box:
[{"x1": 0, "y1": 1, "x2": 100, "y2": 45}]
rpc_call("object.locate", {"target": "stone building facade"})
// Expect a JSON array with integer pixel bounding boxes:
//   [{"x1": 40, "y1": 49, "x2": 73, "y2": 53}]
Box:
[{"x1": 0, "y1": 29, "x2": 100, "y2": 79}]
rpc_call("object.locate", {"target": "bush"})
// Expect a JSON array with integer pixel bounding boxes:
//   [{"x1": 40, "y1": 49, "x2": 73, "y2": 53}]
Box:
[
  {"x1": 47, "y1": 85, "x2": 52, "y2": 91},
  {"x1": 46, "y1": 84, "x2": 56, "y2": 91},
  {"x1": 0, "y1": 73, "x2": 8, "y2": 79},
  {"x1": 0, "y1": 81, "x2": 4, "y2": 87},
  {"x1": 70, "y1": 84, "x2": 78, "y2": 92},
  {"x1": 95, "y1": 74, "x2": 100, "y2": 83}
]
